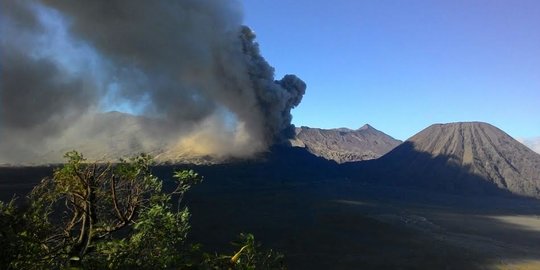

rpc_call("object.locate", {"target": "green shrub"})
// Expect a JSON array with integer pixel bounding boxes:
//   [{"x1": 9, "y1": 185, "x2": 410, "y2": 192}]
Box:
[{"x1": 0, "y1": 151, "x2": 284, "y2": 269}]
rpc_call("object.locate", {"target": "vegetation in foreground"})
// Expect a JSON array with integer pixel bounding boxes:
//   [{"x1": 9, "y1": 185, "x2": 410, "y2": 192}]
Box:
[{"x1": 0, "y1": 151, "x2": 284, "y2": 269}]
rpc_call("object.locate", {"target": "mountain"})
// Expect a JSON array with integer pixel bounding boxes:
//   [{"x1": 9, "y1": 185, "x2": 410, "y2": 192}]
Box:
[
  {"x1": 1, "y1": 111, "x2": 400, "y2": 166},
  {"x1": 367, "y1": 122, "x2": 540, "y2": 198},
  {"x1": 3, "y1": 112, "x2": 239, "y2": 166},
  {"x1": 290, "y1": 124, "x2": 401, "y2": 163}
]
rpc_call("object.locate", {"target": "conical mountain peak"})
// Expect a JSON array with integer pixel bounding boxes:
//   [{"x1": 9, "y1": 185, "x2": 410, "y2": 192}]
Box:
[{"x1": 378, "y1": 122, "x2": 540, "y2": 198}]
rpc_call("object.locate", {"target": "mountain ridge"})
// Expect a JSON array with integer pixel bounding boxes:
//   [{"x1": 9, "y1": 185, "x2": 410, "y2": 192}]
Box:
[{"x1": 290, "y1": 124, "x2": 401, "y2": 163}]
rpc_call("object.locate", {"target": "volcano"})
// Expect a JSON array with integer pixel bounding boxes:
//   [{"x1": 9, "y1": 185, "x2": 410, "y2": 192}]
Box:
[
  {"x1": 290, "y1": 124, "x2": 401, "y2": 163},
  {"x1": 368, "y1": 122, "x2": 540, "y2": 198}
]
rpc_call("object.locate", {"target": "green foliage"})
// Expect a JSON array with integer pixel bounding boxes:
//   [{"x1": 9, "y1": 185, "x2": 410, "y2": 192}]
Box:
[
  {"x1": 201, "y1": 233, "x2": 286, "y2": 270},
  {"x1": 0, "y1": 151, "x2": 285, "y2": 269}
]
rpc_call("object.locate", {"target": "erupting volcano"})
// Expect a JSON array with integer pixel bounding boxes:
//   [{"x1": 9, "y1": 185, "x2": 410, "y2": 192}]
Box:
[{"x1": 0, "y1": 0, "x2": 306, "y2": 164}]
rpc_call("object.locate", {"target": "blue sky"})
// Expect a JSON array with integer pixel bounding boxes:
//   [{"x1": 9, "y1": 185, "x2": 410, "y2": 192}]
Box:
[{"x1": 243, "y1": 0, "x2": 540, "y2": 140}]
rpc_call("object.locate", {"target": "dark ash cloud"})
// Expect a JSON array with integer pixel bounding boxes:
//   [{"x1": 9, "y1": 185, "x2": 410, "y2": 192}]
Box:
[{"x1": 0, "y1": 0, "x2": 306, "y2": 164}]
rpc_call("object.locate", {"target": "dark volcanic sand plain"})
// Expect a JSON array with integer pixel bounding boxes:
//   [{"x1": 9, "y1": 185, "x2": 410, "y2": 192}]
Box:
[
  {"x1": 2, "y1": 157, "x2": 540, "y2": 268},
  {"x1": 2, "y1": 122, "x2": 540, "y2": 269}
]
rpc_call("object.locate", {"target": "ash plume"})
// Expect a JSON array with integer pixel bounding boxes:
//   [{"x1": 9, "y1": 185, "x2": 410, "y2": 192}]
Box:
[{"x1": 0, "y1": 0, "x2": 306, "y2": 164}]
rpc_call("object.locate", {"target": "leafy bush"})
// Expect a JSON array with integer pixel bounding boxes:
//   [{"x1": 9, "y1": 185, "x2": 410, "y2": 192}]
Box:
[{"x1": 0, "y1": 151, "x2": 284, "y2": 269}]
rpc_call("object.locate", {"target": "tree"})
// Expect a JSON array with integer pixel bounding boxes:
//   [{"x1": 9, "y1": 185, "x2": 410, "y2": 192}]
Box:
[{"x1": 0, "y1": 151, "x2": 285, "y2": 269}]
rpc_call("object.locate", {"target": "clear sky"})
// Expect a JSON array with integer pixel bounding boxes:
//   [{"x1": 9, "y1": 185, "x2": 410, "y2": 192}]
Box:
[{"x1": 243, "y1": 0, "x2": 540, "y2": 141}]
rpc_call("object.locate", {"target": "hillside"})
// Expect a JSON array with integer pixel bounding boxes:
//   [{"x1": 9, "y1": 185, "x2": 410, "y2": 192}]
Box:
[
  {"x1": 2, "y1": 112, "x2": 243, "y2": 166},
  {"x1": 290, "y1": 124, "x2": 401, "y2": 163},
  {"x1": 370, "y1": 122, "x2": 540, "y2": 198},
  {"x1": 0, "y1": 117, "x2": 401, "y2": 166}
]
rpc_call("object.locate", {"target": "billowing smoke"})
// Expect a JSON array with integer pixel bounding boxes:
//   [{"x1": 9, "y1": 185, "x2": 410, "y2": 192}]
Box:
[{"x1": 0, "y1": 0, "x2": 306, "y2": 164}]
